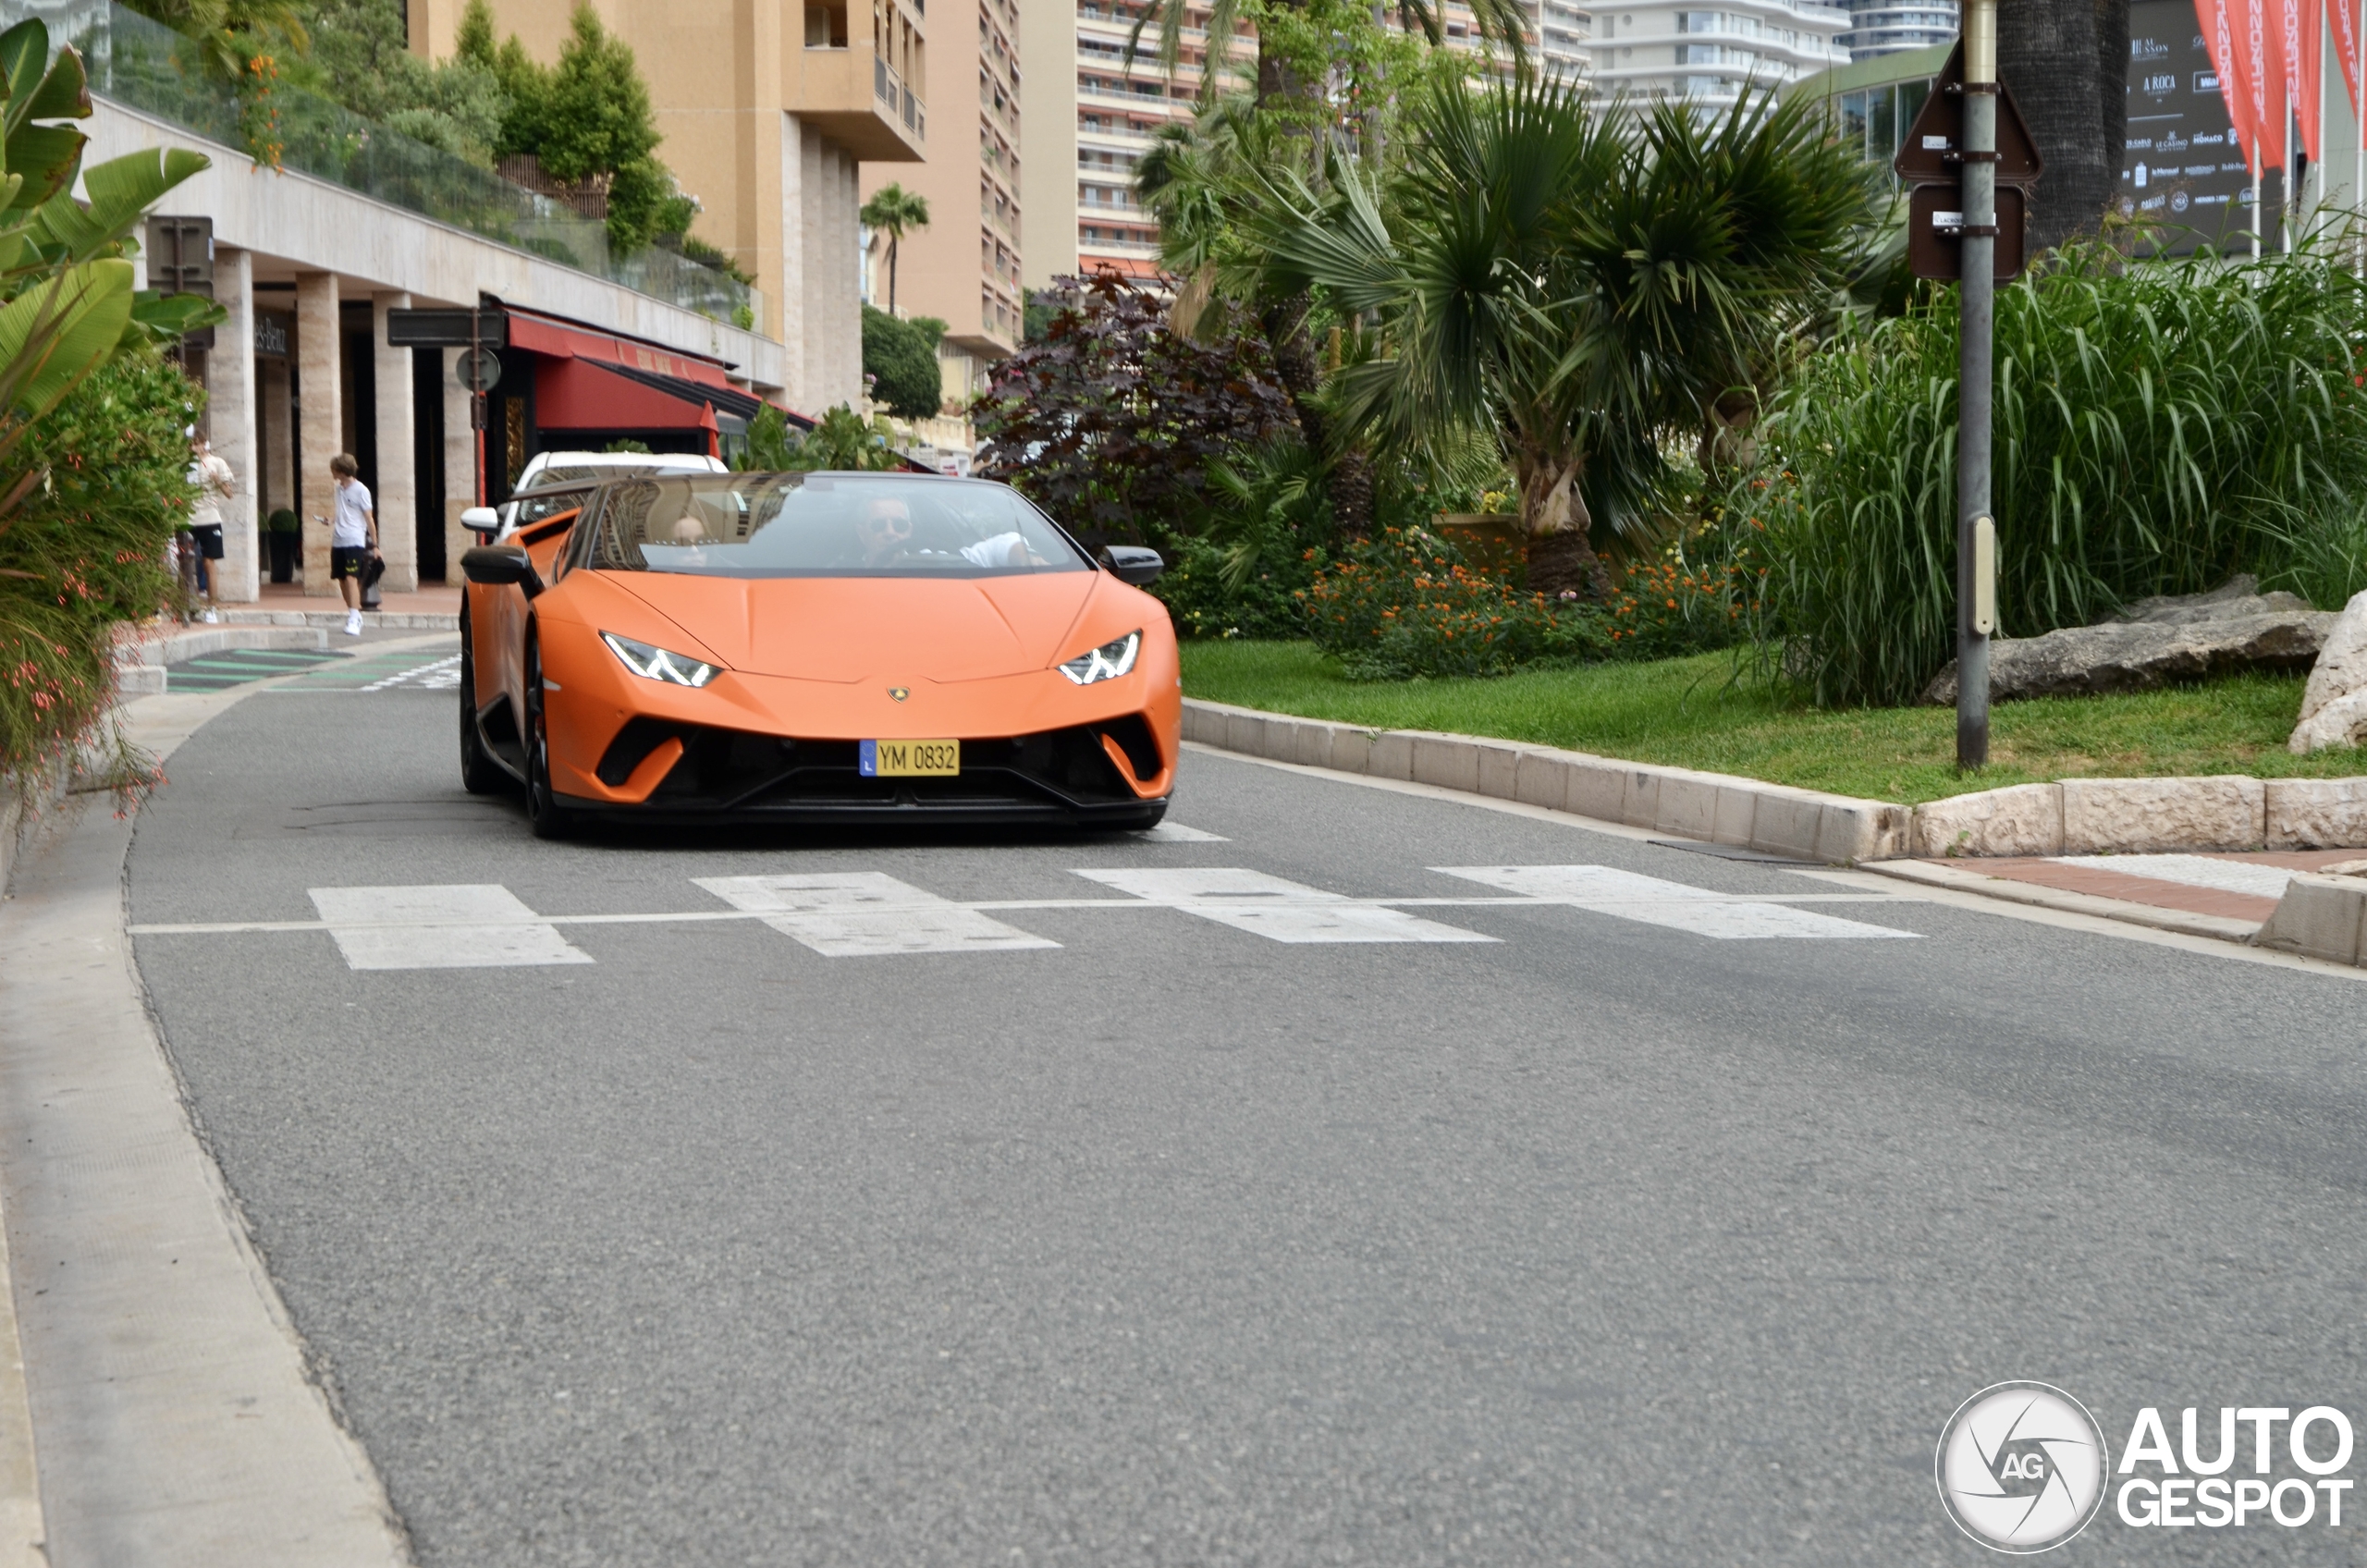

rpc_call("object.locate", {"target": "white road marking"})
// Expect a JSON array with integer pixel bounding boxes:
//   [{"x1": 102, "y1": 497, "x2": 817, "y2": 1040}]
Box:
[
  {"x1": 307, "y1": 885, "x2": 595, "y2": 969},
  {"x1": 694, "y1": 873, "x2": 1061, "y2": 957},
  {"x1": 360, "y1": 654, "x2": 462, "y2": 691},
  {"x1": 1132, "y1": 823, "x2": 1228, "y2": 842},
  {"x1": 1073, "y1": 867, "x2": 1497, "y2": 944},
  {"x1": 2052, "y1": 854, "x2": 2299, "y2": 900},
  {"x1": 1432, "y1": 864, "x2": 1919, "y2": 940}
]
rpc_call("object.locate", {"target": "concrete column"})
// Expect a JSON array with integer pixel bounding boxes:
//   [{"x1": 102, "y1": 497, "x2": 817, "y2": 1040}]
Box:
[
  {"x1": 208, "y1": 247, "x2": 260, "y2": 601},
  {"x1": 779, "y1": 113, "x2": 808, "y2": 411},
  {"x1": 294, "y1": 272, "x2": 340, "y2": 594},
  {"x1": 260, "y1": 358, "x2": 292, "y2": 528},
  {"x1": 370, "y1": 292, "x2": 418, "y2": 593},
  {"x1": 440, "y1": 349, "x2": 476, "y2": 576}
]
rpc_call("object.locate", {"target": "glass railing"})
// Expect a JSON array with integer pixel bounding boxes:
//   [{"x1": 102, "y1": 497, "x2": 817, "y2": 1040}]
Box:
[{"x1": 6, "y1": 0, "x2": 762, "y2": 325}]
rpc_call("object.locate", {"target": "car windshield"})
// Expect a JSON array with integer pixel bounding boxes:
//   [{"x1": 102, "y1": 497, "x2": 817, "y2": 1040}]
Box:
[{"x1": 583, "y1": 473, "x2": 1092, "y2": 578}]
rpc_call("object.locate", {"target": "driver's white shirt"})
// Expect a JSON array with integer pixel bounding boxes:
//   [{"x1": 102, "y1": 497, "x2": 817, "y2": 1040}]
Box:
[{"x1": 960, "y1": 531, "x2": 1028, "y2": 568}]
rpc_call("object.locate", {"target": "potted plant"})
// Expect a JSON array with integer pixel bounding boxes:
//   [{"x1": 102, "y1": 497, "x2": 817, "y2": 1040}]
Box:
[{"x1": 266, "y1": 507, "x2": 300, "y2": 582}]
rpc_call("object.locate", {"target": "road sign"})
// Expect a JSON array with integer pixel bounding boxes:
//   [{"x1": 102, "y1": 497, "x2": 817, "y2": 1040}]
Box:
[
  {"x1": 455, "y1": 349, "x2": 502, "y2": 394},
  {"x1": 1892, "y1": 42, "x2": 2044, "y2": 186},
  {"x1": 1906, "y1": 183, "x2": 2030, "y2": 281},
  {"x1": 386, "y1": 309, "x2": 509, "y2": 349}
]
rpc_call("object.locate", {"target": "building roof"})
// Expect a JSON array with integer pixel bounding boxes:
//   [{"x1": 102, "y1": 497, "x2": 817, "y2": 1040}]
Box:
[{"x1": 1784, "y1": 37, "x2": 1952, "y2": 98}]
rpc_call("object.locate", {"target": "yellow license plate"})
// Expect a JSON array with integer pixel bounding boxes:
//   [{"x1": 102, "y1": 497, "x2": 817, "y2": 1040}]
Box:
[{"x1": 861, "y1": 738, "x2": 959, "y2": 777}]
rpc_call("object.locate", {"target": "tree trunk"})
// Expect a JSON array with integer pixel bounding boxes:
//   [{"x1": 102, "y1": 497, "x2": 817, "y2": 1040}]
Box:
[
  {"x1": 1998, "y1": 0, "x2": 2132, "y2": 251},
  {"x1": 1516, "y1": 447, "x2": 1612, "y2": 599},
  {"x1": 1257, "y1": 288, "x2": 1374, "y2": 538}
]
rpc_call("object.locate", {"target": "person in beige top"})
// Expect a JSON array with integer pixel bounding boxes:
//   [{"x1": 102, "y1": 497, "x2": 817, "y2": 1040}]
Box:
[{"x1": 187, "y1": 435, "x2": 235, "y2": 622}]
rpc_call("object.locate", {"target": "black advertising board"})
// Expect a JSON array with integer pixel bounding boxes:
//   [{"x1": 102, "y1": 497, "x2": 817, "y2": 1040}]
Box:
[
  {"x1": 1906, "y1": 183, "x2": 2031, "y2": 281},
  {"x1": 385, "y1": 308, "x2": 509, "y2": 349},
  {"x1": 2121, "y1": 0, "x2": 2278, "y2": 253}
]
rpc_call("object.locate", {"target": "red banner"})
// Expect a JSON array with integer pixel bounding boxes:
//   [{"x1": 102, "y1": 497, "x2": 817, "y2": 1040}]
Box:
[
  {"x1": 2333, "y1": 0, "x2": 2362, "y2": 120},
  {"x1": 2201, "y1": 0, "x2": 2263, "y2": 165},
  {"x1": 2286, "y1": 0, "x2": 2323, "y2": 162},
  {"x1": 2239, "y1": 0, "x2": 2288, "y2": 169}
]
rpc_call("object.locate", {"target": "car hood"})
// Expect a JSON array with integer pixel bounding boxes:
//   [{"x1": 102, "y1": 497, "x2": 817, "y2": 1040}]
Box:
[{"x1": 597, "y1": 570, "x2": 1104, "y2": 682}]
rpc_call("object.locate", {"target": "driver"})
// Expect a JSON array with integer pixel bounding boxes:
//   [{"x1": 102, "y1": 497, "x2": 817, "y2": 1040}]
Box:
[{"x1": 855, "y1": 495, "x2": 914, "y2": 566}]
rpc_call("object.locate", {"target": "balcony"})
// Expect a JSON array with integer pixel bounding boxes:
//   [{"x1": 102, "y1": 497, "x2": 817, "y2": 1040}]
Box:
[
  {"x1": 30, "y1": 0, "x2": 760, "y2": 323},
  {"x1": 792, "y1": 31, "x2": 926, "y2": 160}
]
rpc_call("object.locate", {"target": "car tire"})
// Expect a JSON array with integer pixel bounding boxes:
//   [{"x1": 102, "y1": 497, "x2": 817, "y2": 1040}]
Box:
[
  {"x1": 457, "y1": 597, "x2": 503, "y2": 796},
  {"x1": 523, "y1": 629, "x2": 574, "y2": 840}
]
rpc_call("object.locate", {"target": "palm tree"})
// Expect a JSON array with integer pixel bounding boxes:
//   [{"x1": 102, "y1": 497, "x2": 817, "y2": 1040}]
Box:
[
  {"x1": 1263, "y1": 75, "x2": 1873, "y2": 597},
  {"x1": 860, "y1": 184, "x2": 930, "y2": 316}
]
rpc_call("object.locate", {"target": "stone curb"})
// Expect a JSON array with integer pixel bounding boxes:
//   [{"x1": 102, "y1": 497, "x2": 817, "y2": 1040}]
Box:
[
  {"x1": 1909, "y1": 775, "x2": 2367, "y2": 855},
  {"x1": 218, "y1": 608, "x2": 460, "y2": 631},
  {"x1": 1183, "y1": 699, "x2": 2367, "y2": 862},
  {"x1": 2253, "y1": 873, "x2": 2367, "y2": 964},
  {"x1": 111, "y1": 625, "x2": 330, "y2": 696},
  {"x1": 1181, "y1": 699, "x2": 1912, "y2": 864}
]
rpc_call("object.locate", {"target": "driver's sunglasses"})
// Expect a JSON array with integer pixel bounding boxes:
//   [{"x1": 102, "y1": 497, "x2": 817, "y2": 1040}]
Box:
[{"x1": 864, "y1": 511, "x2": 912, "y2": 539}]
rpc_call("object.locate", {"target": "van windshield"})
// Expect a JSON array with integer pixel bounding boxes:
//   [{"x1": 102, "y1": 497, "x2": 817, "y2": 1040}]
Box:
[{"x1": 583, "y1": 473, "x2": 1091, "y2": 579}]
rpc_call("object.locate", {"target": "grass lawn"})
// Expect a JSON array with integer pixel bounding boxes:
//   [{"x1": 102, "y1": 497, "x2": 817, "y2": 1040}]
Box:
[{"x1": 1179, "y1": 641, "x2": 2367, "y2": 804}]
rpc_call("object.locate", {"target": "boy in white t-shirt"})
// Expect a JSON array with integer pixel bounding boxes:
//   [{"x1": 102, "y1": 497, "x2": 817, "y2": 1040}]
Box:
[
  {"x1": 320, "y1": 452, "x2": 379, "y2": 637},
  {"x1": 185, "y1": 435, "x2": 235, "y2": 622}
]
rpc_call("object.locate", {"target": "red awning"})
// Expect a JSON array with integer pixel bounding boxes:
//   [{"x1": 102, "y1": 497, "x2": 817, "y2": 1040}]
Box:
[
  {"x1": 501, "y1": 306, "x2": 737, "y2": 391},
  {"x1": 533, "y1": 357, "x2": 722, "y2": 431}
]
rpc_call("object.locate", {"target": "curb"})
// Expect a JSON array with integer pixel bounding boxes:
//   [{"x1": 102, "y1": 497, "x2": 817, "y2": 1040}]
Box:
[
  {"x1": 218, "y1": 608, "x2": 460, "y2": 631},
  {"x1": 1182, "y1": 699, "x2": 2367, "y2": 861},
  {"x1": 112, "y1": 625, "x2": 330, "y2": 696},
  {"x1": 2254, "y1": 873, "x2": 2367, "y2": 963},
  {"x1": 1181, "y1": 698, "x2": 1910, "y2": 863}
]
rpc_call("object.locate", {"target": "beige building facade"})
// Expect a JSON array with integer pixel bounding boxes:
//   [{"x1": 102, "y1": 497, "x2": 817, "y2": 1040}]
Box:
[{"x1": 410, "y1": 0, "x2": 928, "y2": 412}]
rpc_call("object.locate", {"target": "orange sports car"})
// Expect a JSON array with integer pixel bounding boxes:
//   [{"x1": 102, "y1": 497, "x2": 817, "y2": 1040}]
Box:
[{"x1": 458, "y1": 471, "x2": 1179, "y2": 836}]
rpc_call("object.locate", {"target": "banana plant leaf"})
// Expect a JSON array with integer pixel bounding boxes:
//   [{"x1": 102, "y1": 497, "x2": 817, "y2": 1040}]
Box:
[{"x1": 0, "y1": 257, "x2": 134, "y2": 421}]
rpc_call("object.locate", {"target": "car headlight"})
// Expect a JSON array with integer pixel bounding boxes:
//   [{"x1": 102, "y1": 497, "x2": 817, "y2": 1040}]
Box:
[
  {"x1": 1058, "y1": 630, "x2": 1141, "y2": 686},
  {"x1": 601, "y1": 631, "x2": 718, "y2": 688}
]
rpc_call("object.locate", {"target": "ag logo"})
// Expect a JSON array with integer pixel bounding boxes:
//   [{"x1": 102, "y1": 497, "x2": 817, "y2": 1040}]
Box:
[
  {"x1": 1936, "y1": 1382, "x2": 2108, "y2": 1552},
  {"x1": 888, "y1": 686, "x2": 910, "y2": 703}
]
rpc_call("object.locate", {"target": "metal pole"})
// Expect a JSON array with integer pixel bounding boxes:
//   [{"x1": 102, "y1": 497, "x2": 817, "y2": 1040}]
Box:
[{"x1": 1956, "y1": 0, "x2": 1997, "y2": 771}]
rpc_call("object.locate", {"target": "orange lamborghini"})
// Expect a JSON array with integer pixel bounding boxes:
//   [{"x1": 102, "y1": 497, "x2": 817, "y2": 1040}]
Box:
[{"x1": 458, "y1": 471, "x2": 1179, "y2": 836}]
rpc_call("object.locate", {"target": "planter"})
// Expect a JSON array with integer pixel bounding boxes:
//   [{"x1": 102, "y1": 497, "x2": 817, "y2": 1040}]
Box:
[{"x1": 266, "y1": 530, "x2": 299, "y2": 583}]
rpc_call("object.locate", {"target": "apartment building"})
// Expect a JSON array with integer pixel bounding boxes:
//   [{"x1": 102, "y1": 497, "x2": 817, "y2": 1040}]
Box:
[
  {"x1": 1589, "y1": 0, "x2": 1849, "y2": 110},
  {"x1": 1834, "y1": 0, "x2": 1955, "y2": 59},
  {"x1": 859, "y1": 0, "x2": 1024, "y2": 439},
  {"x1": 411, "y1": 0, "x2": 928, "y2": 411},
  {"x1": 1020, "y1": 0, "x2": 1564, "y2": 288}
]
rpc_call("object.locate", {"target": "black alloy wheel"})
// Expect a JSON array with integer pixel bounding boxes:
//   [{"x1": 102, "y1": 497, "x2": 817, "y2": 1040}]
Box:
[
  {"x1": 522, "y1": 629, "x2": 573, "y2": 839},
  {"x1": 457, "y1": 596, "x2": 502, "y2": 796}
]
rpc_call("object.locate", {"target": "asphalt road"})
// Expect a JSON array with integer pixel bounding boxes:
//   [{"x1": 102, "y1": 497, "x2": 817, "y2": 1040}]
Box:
[{"x1": 125, "y1": 655, "x2": 2367, "y2": 1565}]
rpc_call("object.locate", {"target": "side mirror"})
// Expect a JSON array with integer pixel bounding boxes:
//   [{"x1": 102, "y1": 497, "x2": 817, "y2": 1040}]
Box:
[
  {"x1": 460, "y1": 544, "x2": 544, "y2": 600},
  {"x1": 1100, "y1": 545, "x2": 1164, "y2": 586},
  {"x1": 460, "y1": 506, "x2": 499, "y2": 540}
]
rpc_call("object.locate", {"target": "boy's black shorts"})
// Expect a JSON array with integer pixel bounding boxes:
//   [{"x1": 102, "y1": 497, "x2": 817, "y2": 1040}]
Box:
[
  {"x1": 330, "y1": 545, "x2": 372, "y2": 580},
  {"x1": 190, "y1": 523, "x2": 224, "y2": 559}
]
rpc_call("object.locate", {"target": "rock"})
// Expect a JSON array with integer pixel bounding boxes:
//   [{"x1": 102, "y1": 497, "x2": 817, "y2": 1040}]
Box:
[
  {"x1": 2288, "y1": 589, "x2": 2367, "y2": 753},
  {"x1": 1923, "y1": 579, "x2": 2334, "y2": 704}
]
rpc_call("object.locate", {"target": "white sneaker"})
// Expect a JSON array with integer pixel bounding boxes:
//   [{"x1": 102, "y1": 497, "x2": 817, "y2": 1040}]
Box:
[
  {"x1": 201, "y1": 608, "x2": 219, "y2": 624},
  {"x1": 344, "y1": 611, "x2": 363, "y2": 637}
]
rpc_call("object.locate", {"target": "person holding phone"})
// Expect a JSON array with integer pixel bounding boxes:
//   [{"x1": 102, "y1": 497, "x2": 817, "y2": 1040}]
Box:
[{"x1": 321, "y1": 453, "x2": 378, "y2": 637}]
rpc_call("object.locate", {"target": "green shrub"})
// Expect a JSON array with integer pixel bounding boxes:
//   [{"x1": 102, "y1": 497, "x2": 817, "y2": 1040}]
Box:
[
  {"x1": 1748, "y1": 239, "x2": 2367, "y2": 706},
  {"x1": 0, "y1": 351, "x2": 201, "y2": 779},
  {"x1": 1151, "y1": 534, "x2": 1324, "y2": 639},
  {"x1": 1305, "y1": 527, "x2": 1606, "y2": 680},
  {"x1": 862, "y1": 306, "x2": 941, "y2": 421}
]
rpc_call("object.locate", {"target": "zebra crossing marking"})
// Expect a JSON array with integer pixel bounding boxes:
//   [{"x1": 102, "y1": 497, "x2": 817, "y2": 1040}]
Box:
[
  {"x1": 1431, "y1": 864, "x2": 1918, "y2": 940},
  {"x1": 307, "y1": 885, "x2": 595, "y2": 970},
  {"x1": 1073, "y1": 867, "x2": 1497, "y2": 945},
  {"x1": 694, "y1": 873, "x2": 1061, "y2": 957}
]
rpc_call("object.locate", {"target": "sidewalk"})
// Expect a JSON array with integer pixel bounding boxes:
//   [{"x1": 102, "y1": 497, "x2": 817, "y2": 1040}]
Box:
[{"x1": 1868, "y1": 849, "x2": 2367, "y2": 943}]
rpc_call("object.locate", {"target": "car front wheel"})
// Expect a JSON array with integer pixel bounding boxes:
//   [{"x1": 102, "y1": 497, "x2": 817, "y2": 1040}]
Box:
[
  {"x1": 457, "y1": 597, "x2": 503, "y2": 796},
  {"x1": 522, "y1": 629, "x2": 573, "y2": 840}
]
